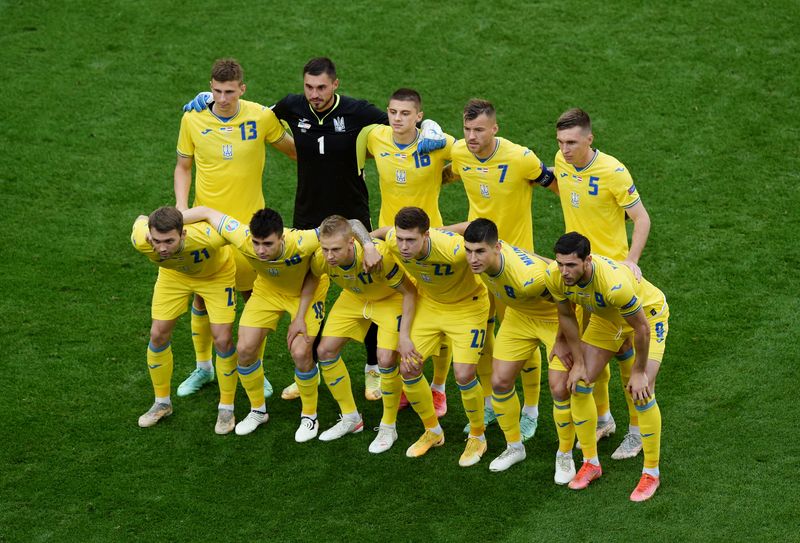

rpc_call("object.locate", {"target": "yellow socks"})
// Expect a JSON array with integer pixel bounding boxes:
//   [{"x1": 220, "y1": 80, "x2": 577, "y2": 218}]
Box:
[
  {"x1": 295, "y1": 366, "x2": 320, "y2": 416},
  {"x1": 237, "y1": 359, "x2": 265, "y2": 410},
  {"x1": 553, "y1": 398, "x2": 574, "y2": 453},
  {"x1": 637, "y1": 394, "x2": 661, "y2": 469},
  {"x1": 215, "y1": 346, "x2": 238, "y2": 405},
  {"x1": 379, "y1": 366, "x2": 402, "y2": 426},
  {"x1": 492, "y1": 387, "x2": 520, "y2": 443},
  {"x1": 617, "y1": 349, "x2": 639, "y2": 426},
  {"x1": 147, "y1": 341, "x2": 173, "y2": 398},
  {"x1": 458, "y1": 377, "x2": 485, "y2": 436},
  {"x1": 477, "y1": 318, "x2": 496, "y2": 400},
  {"x1": 431, "y1": 340, "x2": 452, "y2": 387},
  {"x1": 403, "y1": 373, "x2": 437, "y2": 427},
  {"x1": 190, "y1": 306, "x2": 213, "y2": 364},
  {"x1": 520, "y1": 353, "x2": 542, "y2": 408},
  {"x1": 593, "y1": 362, "x2": 611, "y2": 419},
  {"x1": 571, "y1": 380, "x2": 598, "y2": 459},
  {"x1": 319, "y1": 355, "x2": 357, "y2": 415}
]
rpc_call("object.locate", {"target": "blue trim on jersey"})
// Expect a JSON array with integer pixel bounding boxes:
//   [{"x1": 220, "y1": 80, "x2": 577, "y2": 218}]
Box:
[
  {"x1": 318, "y1": 356, "x2": 341, "y2": 367},
  {"x1": 339, "y1": 244, "x2": 357, "y2": 271},
  {"x1": 573, "y1": 149, "x2": 599, "y2": 172},
  {"x1": 191, "y1": 306, "x2": 209, "y2": 316},
  {"x1": 623, "y1": 197, "x2": 642, "y2": 209},
  {"x1": 635, "y1": 396, "x2": 657, "y2": 411},
  {"x1": 238, "y1": 359, "x2": 262, "y2": 375},
  {"x1": 418, "y1": 238, "x2": 433, "y2": 261},
  {"x1": 393, "y1": 129, "x2": 420, "y2": 150},
  {"x1": 215, "y1": 345, "x2": 236, "y2": 358},
  {"x1": 488, "y1": 252, "x2": 506, "y2": 279},
  {"x1": 385, "y1": 263, "x2": 400, "y2": 280},
  {"x1": 577, "y1": 262, "x2": 595, "y2": 288},
  {"x1": 457, "y1": 378, "x2": 480, "y2": 391},
  {"x1": 209, "y1": 103, "x2": 241, "y2": 123},
  {"x1": 474, "y1": 139, "x2": 500, "y2": 163},
  {"x1": 295, "y1": 366, "x2": 319, "y2": 380},
  {"x1": 487, "y1": 317, "x2": 496, "y2": 324},
  {"x1": 148, "y1": 341, "x2": 171, "y2": 353},
  {"x1": 217, "y1": 215, "x2": 229, "y2": 235}
]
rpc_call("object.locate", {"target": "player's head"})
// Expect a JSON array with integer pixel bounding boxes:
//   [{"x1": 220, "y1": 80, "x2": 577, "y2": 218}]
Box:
[
  {"x1": 388, "y1": 88, "x2": 423, "y2": 137},
  {"x1": 554, "y1": 232, "x2": 593, "y2": 286},
  {"x1": 463, "y1": 99, "x2": 498, "y2": 157},
  {"x1": 463, "y1": 219, "x2": 501, "y2": 275},
  {"x1": 556, "y1": 108, "x2": 594, "y2": 167},
  {"x1": 249, "y1": 208, "x2": 285, "y2": 261},
  {"x1": 394, "y1": 207, "x2": 430, "y2": 260},
  {"x1": 148, "y1": 206, "x2": 186, "y2": 259},
  {"x1": 319, "y1": 215, "x2": 355, "y2": 267},
  {"x1": 209, "y1": 58, "x2": 245, "y2": 116},
  {"x1": 303, "y1": 57, "x2": 339, "y2": 112}
]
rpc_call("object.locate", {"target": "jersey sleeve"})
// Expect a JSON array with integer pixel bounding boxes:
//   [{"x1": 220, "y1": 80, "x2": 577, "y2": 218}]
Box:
[
  {"x1": 176, "y1": 113, "x2": 194, "y2": 158},
  {"x1": 606, "y1": 275, "x2": 642, "y2": 317},
  {"x1": 354, "y1": 100, "x2": 389, "y2": 128},
  {"x1": 519, "y1": 147, "x2": 545, "y2": 182},
  {"x1": 544, "y1": 261, "x2": 568, "y2": 302},
  {"x1": 217, "y1": 214, "x2": 250, "y2": 253},
  {"x1": 296, "y1": 228, "x2": 321, "y2": 256},
  {"x1": 608, "y1": 165, "x2": 641, "y2": 209},
  {"x1": 310, "y1": 248, "x2": 327, "y2": 277},
  {"x1": 261, "y1": 106, "x2": 287, "y2": 144},
  {"x1": 378, "y1": 243, "x2": 405, "y2": 288},
  {"x1": 130, "y1": 217, "x2": 152, "y2": 253},
  {"x1": 270, "y1": 95, "x2": 291, "y2": 122},
  {"x1": 436, "y1": 134, "x2": 456, "y2": 161}
]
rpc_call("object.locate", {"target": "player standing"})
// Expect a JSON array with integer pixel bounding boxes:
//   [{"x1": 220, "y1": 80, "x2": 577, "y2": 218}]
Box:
[{"x1": 554, "y1": 108, "x2": 652, "y2": 459}]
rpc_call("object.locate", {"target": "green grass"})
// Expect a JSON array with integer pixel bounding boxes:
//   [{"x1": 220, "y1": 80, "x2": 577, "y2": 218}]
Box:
[{"x1": 2, "y1": 0, "x2": 798, "y2": 541}]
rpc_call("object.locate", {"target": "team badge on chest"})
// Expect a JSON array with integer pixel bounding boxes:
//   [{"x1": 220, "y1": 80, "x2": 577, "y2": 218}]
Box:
[
  {"x1": 570, "y1": 191, "x2": 580, "y2": 208},
  {"x1": 395, "y1": 169, "x2": 407, "y2": 185},
  {"x1": 222, "y1": 144, "x2": 233, "y2": 160},
  {"x1": 480, "y1": 184, "x2": 490, "y2": 198}
]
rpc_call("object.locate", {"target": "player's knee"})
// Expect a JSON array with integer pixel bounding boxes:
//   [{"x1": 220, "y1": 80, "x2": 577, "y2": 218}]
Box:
[
  {"x1": 453, "y1": 365, "x2": 476, "y2": 385},
  {"x1": 149, "y1": 328, "x2": 171, "y2": 348},
  {"x1": 491, "y1": 371, "x2": 514, "y2": 392},
  {"x1": 316, "y1": 343, "x2": 338, "y2": 362},
  {"x1": 292, "y1": 341, "x2": 314, "y2": 365},
  {"x1": 236, "y1": 339, "x2": 258, "y2": 363},
  {"x1": 377, "y1": 350, "x2": 397, "y2": 368},
  {"x1": 399, "y1": 365, "x2": 421, "y2": 380},
  {"x1": 192, "y1": 294, "x2": 206, "y2": 311}
]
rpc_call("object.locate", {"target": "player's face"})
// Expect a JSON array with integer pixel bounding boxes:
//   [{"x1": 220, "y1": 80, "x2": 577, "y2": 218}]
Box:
[
  {"x1": 465, "y1": 240, "x2": 500, "y2": 275},
  {"x1": 387, "y1": 99, "x2": 423, "y2": 138},
  {"x1": 304, "y1": 73, "x2": 339, "y2": 112},
  {"x1": 320, "y1": 233, "x2": 355, "y2": 267},
  {"x1": 149, "y1": 228, "x2": 185, "y2": 259},
  {"x1": 463, "y1": 113, "x2": 498, "y2": 157},
  {"x1": 395, "y1": 227, "x2": 428, "y2": 260},
  {"x1": 251, "y1": 232, "x2": 283, "y2": 261},
  {"x1": 555, "y1": 253, "x2": 592, "y2": 286},
  {"x1": 210, "y1": 79, "x2": 245, "y2": 116},
  {"x1": 556, "y1": 126, "x2": 594, "y2": 167}
]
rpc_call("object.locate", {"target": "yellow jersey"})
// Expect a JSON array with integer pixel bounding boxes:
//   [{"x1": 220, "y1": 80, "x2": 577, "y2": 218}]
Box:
[
  {"x1": 479, "y1": 242, "x2": 556, "y2": 320},
  {"x1": 177, "y1": 99, "x2": 286, "y2": 223},
  {"x1": 451, "y1": 137, "x2": 547, "y2": 252},
  {"x1": 555, "y1": 149, "x2": 641, "y2": 261},
  {"x1": 216, "y1": 214, "x2": 319, "y2": 296},
  {"x1": 311, "y1": 239, "x2": 404, "y2": 302},
  {"x1": 131, "y1": 217, "x2": 231, "y2": 278},
  {"x1": 385, "y1": 227, "x2": 485, "y2": 303},
  {"x1": 545, "y1": 254, "x2": 666, "y2": 328},
  {"x1": 367, "y1": 125, "x2": 455, "y2": 228}
]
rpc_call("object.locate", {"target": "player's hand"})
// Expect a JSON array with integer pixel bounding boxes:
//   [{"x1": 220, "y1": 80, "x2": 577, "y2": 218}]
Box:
[
  {"x1": 418, "y1": 119, "x2": 446, "y2": 154},
  {"x1": 182, "y1": 92, "x2": 212, "y2": 112},
  {"x1": 286, "y1": 317, "x2": 309, "y2": 349},
  {"x1": 397, "y1": 336, "x2": 422, "y2": 367},
  {"x1": 362, "y1": 243, "x2": 383, "y2": 273},
  {"x1": 549, "y1": 339, "x2": 574, "y2": 370},
  {"x1": 626, "y1": 370, "x2": 651, "y2": 403},
  {"x1": 399, "y1": 356, "x2": 423, "y2": 376},
  {"x1": 566, "y1": 363, "x2": 589, "y2": 394},
  {"x1": 621, "y1": 259, "x2": 643, "y2": 282}
]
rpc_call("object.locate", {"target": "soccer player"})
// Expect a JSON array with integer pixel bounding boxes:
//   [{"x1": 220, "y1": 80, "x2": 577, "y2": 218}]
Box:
[
  {"x1": 366, "y1": 87, "x2": 457, "y2": 417},
  {"x1": 545, "y1": 232, "x2": 669, "y2": 502},
  {"x1": 554, "y1": 108, "x2": 653, "y2": 459},
  {"x1": 447, "y1": 99, "x2": 557, "y2": 438},
  {"x1": 182, "y1": 206, "x2": 379, "y2": 438},
  {"x1": 459, "y1": 219, "x2": 576, "y2": 481},
  {"x1": 304, "y1": 216, "x2": 419, "y2": 451},
  {"x1": 376, "y1": 207, "x2": 490, "y2": 467},
  {"x1": 131, "y1": 207, "x2": 240, "y2": 434},
  {"x1": 184, "y1": 58, "x2": 446, "y2": 402},
  {"x1": 174, "y1": 58, "x2": 296, "y2": 399}
]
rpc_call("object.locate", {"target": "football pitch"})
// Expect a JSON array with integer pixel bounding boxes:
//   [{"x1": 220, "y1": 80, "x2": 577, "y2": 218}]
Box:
[{"x1": 2, "y1": 1, "x2": 798, "y2": 541}]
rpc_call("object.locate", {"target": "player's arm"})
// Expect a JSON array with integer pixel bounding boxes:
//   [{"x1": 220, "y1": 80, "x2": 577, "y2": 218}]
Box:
[
  {"x1": 622, "y1": 201, "x2": 651, "y2": 281},
  {"x1": 441, "y1": 163, "x2": 460, "y2": 185},
  {"x1": 174, "y1": 155, "x2": 193, "y2": 211},
  {"x1": 441, "y1": 221, "x2": 470, "y2": 235},
  {"x1": 271, "y1": 132, "x2": 297, "y2": 161},
  {"x1": 393, "y1": 277, "x2": 423, "y2": 366},
  {"x1": 554, "y1": 301, "x2": 586, "y2": 391},
  {"x1": 181, "y1": 206, "x2": 225, "y2": 231},
  {"x1": 622, "y1": 308, "x2": 652, "y2": 402},
  {"x1": 348, "y1": 219, "x2": 382, "y2": 273},
  {"x1": 531, "y1": 252, "x2": 553, "y2": 265},
  {"x1": 287, "y1": 270, "x2": 321, "y2": 348},
  {"x1": 529, "y1": 163, "x2": 559, "y2": 195},
  {"x1": 369, "y1": 226, "x2": 391, "y2": 240}
]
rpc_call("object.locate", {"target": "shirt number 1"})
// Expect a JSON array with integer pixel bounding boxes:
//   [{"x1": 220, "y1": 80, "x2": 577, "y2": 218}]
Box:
[{"x1": 317, "y1": 136, "x2": 325, "y2": 155}]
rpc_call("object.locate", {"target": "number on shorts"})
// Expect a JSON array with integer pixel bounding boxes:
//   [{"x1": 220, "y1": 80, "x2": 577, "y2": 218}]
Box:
[{"x1": 470, "y1": 328, "x2": 486, "y2": 348}]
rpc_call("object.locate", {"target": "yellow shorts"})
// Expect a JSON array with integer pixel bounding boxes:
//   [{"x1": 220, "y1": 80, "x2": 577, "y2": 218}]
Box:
[
  {"x1": 493, "y1": 308, "x2": 567, "y2": 372},
  {"x1": 239, "y1": 275, "x2": 329, "y2": 335},
  {"x1": 151, "y1": 260, "x2": 236, "y2": 323},
  {"x1": 411, "y1": 290, "x2": 490, "y2": 364},
  {"x1": 581, "y1": 304, "x2": 670, "y2": 363},
  {"x1": 233, "y1": 248, "x2": 256, "y2": 292},
  {"x1": 322, "y1": 290, "x2": 403, "y2": 350}
]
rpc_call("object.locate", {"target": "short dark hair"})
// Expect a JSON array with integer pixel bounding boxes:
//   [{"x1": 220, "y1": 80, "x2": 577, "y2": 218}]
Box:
[
  {"x1": 249, "y1": 208, "x2": 284, "y2": 239},
  {"x1": 554, "y1": 232, "x2": 591, "y2": 259},
  {"x1": 463, "y1": 218, "x2": 498, "y2": 245},
  {"x1": 303, "y1": 57, "x2": 337, "y2": 79},
  {"x1": 394, "y1": 207, "x2": 430, "y2": 233},
  {"x1": 390, "y1": 88, "x2": 422, "y2": 109},
  {"x1": 148, "y1": 206, "x2": 183, "y2": 234},
  {"x1": 556, "y1": 108, "x2": 592, "y2": 133},
  {"x1": 464, "y1": 98, "x2": 495, "y2": 121},
  {"x1": 211, "y1": 58, "x2": 243, "y2": 83}
]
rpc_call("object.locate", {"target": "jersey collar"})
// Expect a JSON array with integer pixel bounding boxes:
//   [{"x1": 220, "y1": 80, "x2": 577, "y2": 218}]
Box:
[
  {"x1": 210, "y1": 103, "x2": 241, "y2": 123},
  {"x1": 573, "y1": 149, "x2": 599, "y2": 172},
  {"x1": 393, "y1": 129, "x2": 420, "y2": 150},
  {"x1": 487, "y1": 251, "x2": 505, "y2": 279},
  {"x1": 473, "y1": 138, "x2": 500, "y2": 163},
  {"x1": 577, "y1": 261, "x2": 595, "y2": 288},
  {"x1": 308, "y1": 94, "x2": 341, "y2": 125}
]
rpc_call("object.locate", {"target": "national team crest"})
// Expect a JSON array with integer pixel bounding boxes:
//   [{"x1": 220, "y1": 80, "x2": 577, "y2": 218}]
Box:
[
  {"x1": 421, "y1": 273, "x2": 432, "y2": 283},
  {"x1": 222, "y1": 144, "x2": 233, "y2": 160},
  {"x1": 333, "y1": 117, "x2": 346, "y2": 132},
  {"x1": 480, "y1": 184, "x2": 490, "y2": 198},
  {"x1": 268, "y1": 269, "x2": 279, "y2": 276},
  {"x1": 395, "y1": 169, "x2": 407, "y2": 184},
  {"x1": 224, "y1": 219, "x2": 240, "y2": 232},
  {"x1": 570, "y1": 191, "x2": 580, "y2": 208}
]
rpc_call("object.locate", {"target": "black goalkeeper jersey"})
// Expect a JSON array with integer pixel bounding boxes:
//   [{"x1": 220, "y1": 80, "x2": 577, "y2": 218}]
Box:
[{"x1": 272, "y1": 93, "x2": 388, "y2": 229}]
